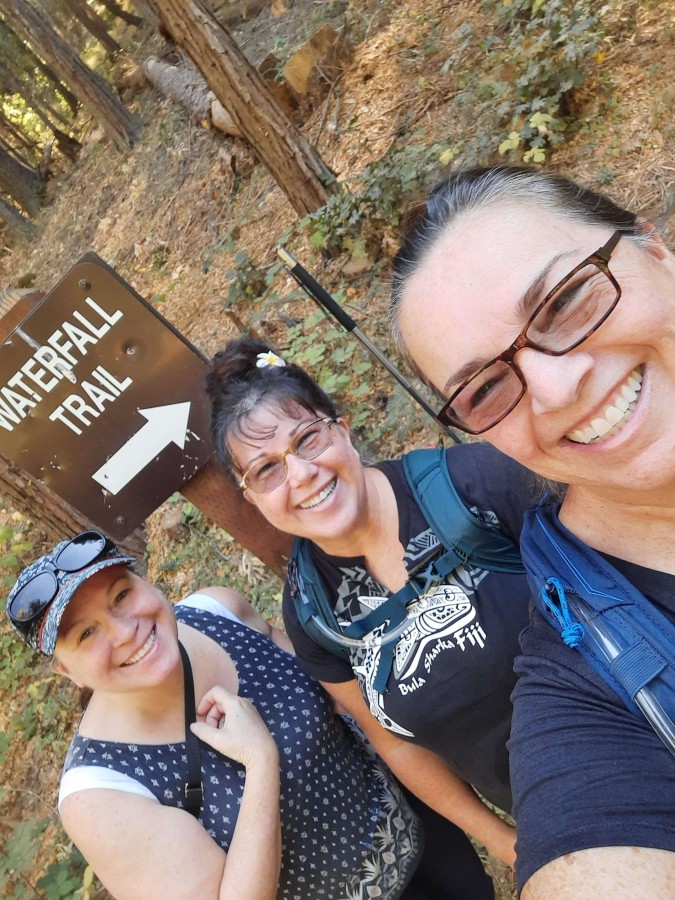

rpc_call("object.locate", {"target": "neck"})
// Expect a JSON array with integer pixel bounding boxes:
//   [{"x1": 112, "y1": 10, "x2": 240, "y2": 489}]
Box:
[
  {"x1": 560, "y1": 485, "x2": 675, "y2": 575},
  {"x1": 313, "y1": 467, "x2": 398, "y2": 560},
  {"x1": 85, "y1": 652, "x2": 185, "y2": 740}
]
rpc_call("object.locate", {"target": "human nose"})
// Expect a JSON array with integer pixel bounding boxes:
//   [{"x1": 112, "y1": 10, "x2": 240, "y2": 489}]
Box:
[
  {"x1": 106, "y1": 611, "x2": 136, "y2": 646},
  {"x1": 515, "y1": 347, "x2": 594, "y2": 416},
  {"x1": 284, "y1": 450, "x2": 318, "y2": 487}
]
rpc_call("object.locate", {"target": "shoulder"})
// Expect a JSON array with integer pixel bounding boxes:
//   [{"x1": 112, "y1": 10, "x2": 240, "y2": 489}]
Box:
[
  {"x1": 443, "y1": 441, "x2": 535, "y2": 502},
  {"x1": 180, "y1": 586, "x2": 259, "y2": 627}
]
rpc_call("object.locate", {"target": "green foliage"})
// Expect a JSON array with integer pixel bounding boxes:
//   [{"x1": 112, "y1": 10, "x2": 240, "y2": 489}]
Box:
[
  {"x1": 0, "y1": 818, "x2": 47, "y2": 897},
  {"x1": 299, "y1": 140, "x2": 453, "y2": 258},
  {"x1": 490, "y1": 0, "x2": 611, "y2": 162},
  {"x1": 226, "y1": 251, "x2": 268, "y2": 307},
  {"x1": 36, "y1": 852, "x2": 89, "y2": 900}
]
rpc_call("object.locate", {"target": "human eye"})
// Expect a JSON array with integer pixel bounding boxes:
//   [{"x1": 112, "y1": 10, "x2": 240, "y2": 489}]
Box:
[
  {"x1": 113, "y1": 588, "x2": 130, "y2": 607},
  {"x1": 252, "y1": 458, "x2": 282, "y2": 486},
  {"x1": 536, "y1": 266, "x2": 608, "y2": 335},
  {"x1": 467, "y1": 370, "x2": 511, "y2": 410},
  {"x1": 295, "y1": 423, "x2": 322, "y2": 451},
  {"x1": 77, "y1": 625, "x2": 95, "y2": 645}
]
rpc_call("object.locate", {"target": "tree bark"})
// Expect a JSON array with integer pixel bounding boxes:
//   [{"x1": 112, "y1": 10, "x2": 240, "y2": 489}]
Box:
[
  {"x1": 62, "y1": 0, "x2": 122, "y2": 56},
  {"x1": 146, "y1": 0, "x2": 336, "y2": 216},
  {"x1": 0, "y1": 132, "x2": 32, "y2": 168},
  {"x1": 0, "y1": 196, "x2": 35, "y2": 236},
  {"x1": 0, "y1": 0, "x2": 141, "y2": 149},
  {"x1": 0, "y1": 148, "x2": 45, "y2": 215},
  {"x1": 142, "y1": 55, "x2": 242, "y2": 136},
  {"x1": 96, "y1": 0, "x2": 144, "y2": 26},
  {"x1": 0, "y1": 108, "x2": 38, "y2": 154}
]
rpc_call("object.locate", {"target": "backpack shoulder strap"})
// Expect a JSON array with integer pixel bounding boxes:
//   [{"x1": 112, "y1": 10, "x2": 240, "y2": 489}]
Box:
[
  {"x1": 521, "y1": 501, "x2": 675, "y2": 756},
  {"x1": 401, "y1": 448, "x2": 524, "y2": 575},
  {"x1": 287, "y1": 538, "x2": 352, "y2": 663}
]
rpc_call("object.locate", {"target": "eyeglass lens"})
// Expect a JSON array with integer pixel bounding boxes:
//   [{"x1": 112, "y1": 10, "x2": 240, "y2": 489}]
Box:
[
  {"x1": 442, "y1": 261, "x2": 620, "y2": 433},
  {"x1": 8, "y1": 531, "x2": 110, "y2": 629},
  {"x1": 247, "y1": 420, "x2": 333, "y2": 493},
  {"x1": 54, "y1": 531, "x2": 108, "y2": 571}
]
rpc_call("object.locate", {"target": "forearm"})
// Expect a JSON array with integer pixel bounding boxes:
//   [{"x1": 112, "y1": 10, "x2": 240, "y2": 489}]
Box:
[
  {"x1": 380, "y1": 740, "x2": 514, "y2": 864},
  {"x1": 322, "y1": 678, "x2": 515, "y2": 866},
  {"x1": 219, "y1": 749, "x2": 281, "y2": 900}
]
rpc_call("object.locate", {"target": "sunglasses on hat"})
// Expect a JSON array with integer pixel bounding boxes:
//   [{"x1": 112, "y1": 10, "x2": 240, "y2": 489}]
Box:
[{"x1": 7, "y1": 531, "x2": 116, "y2": 637}]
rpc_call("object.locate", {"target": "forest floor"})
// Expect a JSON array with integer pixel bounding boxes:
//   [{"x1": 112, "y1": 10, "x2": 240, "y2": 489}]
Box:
[{"x1": 0, "y1": 0, "x2": 674, "y2": 896}]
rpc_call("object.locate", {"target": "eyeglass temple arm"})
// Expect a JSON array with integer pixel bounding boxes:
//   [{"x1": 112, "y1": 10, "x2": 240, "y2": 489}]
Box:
[
  {"x1": 596, "y1": 230, "x2": 623, "y2": 263},
  {"x1": 276, "y1": 247, "x2": 463, "y2": 445}
]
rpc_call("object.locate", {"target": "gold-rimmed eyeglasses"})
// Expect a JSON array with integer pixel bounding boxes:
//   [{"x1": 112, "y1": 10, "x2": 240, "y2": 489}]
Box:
[{"x1": 239, "y1": 417, "x2": 335, "y2": 493}]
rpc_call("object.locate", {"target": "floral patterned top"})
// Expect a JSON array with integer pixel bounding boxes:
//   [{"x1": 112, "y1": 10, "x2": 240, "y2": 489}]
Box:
[{"x1": 60, "y1": 596, "x2": 422, "y2": 899}]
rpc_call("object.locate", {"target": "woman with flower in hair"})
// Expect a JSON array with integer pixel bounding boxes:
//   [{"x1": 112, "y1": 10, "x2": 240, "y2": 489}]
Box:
[{"x1": 206, "y1": 337, "x2": 539, "y2": 884}]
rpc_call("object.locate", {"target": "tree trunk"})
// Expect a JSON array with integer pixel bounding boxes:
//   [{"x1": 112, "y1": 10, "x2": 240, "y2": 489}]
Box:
[
  {"x1": 0, "y1": 0, "x2": 141, "y2": 149},
  {"x1": 96, "y1": 0, "x2": 144, "y2": 26},
  {"x1": 0, "y1": 148, "x2": 45, "y2": 215},
  {"x1": 0, "y1": 196, "x2": 35, "y2": 236},
  {"x1": 0, "y1": 108, "x2": 38, "y2": 154},
  {"x1": 0, "y1": 133, "x2": 32, "y2": 168},
  {"x1": 21, "y1": 43, "x2": 80, "y2": 114},
  {"x1": 0, "y1": 58, "x2": 71, "y2": 129},
  {"x1": 62, "y1": 0, "x2": 122, "y2": 56},
  {"x1": 146, "y1": 0, "x2": 336, "y2": 217},
  {"x1": 142, "y1": 55, "x2": 241, "y2": 136}
]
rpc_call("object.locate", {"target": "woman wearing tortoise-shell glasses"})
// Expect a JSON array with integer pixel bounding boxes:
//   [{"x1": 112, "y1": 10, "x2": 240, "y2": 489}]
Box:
[{"x1": 391, "y1": 165, "x2": 675, "y2": 900}]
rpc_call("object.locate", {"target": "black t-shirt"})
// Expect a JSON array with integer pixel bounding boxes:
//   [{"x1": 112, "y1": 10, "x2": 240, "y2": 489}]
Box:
[{"x1": 283, "y1": 441, "x2": 537, "y2": 813}]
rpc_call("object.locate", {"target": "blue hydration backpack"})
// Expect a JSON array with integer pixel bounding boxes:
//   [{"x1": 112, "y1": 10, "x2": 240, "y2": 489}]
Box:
[
  {"x1": 521, "y1": 500, "x2": 675, "y2": 757},
  {"x1": 287, "y1": 447, "x2": 525, "y2": 692}
]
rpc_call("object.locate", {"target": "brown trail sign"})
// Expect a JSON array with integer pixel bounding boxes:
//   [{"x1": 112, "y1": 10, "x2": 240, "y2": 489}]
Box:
[{"x1": 0, "y1": 254, "x2": 291, "y2": 575}]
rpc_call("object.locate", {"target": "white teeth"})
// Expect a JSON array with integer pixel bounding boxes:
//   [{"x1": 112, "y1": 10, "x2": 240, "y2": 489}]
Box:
[
  {"x1": 123, "y1": 628, "x2": 156, "y2": 666},
  {"x1": 566, "y1": 368, "x2": 643, "y2": 445},
  {"x1": 604, "y1": 406, "x2": 624, "y2": 426},
  {"x1": 590, "y1": 416, "x2": 613, "y2": 437},
  {"x1": 299, "y1": 479, "x2": 336, "y2": 509}
]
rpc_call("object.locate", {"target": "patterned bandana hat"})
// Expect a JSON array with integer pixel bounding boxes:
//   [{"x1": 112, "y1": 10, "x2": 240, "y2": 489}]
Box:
[
  {"x1": 256, "y1": 350, "x2": 286, "y2": 369},
  {"x1": 6, "y1": 539, "x2": 135, "y2": 655}
]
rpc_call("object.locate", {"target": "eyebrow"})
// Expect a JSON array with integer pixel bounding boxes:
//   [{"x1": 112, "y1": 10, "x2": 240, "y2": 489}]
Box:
[
  {"x1": 441, "y1": 249, "x2": 575, "y2": 395},
  {"x1": 241, "y1": 419, "x2": 313, "y2": 467},
  {"x1": 61, "y1": 573, "x2": 129, "y2": 639}
]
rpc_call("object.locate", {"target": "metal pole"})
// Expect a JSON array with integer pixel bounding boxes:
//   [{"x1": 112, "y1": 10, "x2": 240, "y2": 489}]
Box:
[{"x1": 277, "y1": 247, "x2": 463, "y2": 444}]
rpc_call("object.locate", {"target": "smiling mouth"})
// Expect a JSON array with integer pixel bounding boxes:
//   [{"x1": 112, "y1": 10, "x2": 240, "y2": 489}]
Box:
[
  {"x1": 299, "y1": 478, "x2": 337, "y2": 509},
  {"x1": 121, "y1": 626, "x2": 156, "y2": 666},
  {"x1": 566, "y1": 367, "x2": 643, "y2": 444}
]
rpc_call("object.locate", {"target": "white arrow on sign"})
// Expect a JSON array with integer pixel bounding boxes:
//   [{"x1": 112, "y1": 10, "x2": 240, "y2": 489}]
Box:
[{"x1": 92, "y1": 402, "x2": 191, "y2": 496}]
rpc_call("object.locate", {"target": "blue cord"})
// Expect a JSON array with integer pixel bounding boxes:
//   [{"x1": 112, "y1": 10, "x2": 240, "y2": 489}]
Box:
[{"x1": 540, "y1": 577, "x2": 585, "y2": 648}]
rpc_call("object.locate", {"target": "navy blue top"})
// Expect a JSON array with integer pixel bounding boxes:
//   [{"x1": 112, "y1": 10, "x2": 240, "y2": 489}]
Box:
[
  {"x1": 283, "y1": 442, "x2": 536, "y2": 813},
  {"x1": 61, "y1": 604, "x2": 422, "y2": 900}
]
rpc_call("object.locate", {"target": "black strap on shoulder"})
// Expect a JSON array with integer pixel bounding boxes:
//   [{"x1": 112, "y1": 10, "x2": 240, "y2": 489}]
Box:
[{"x1": 178, "y1": 642, "x2": 203, "y2": 817}]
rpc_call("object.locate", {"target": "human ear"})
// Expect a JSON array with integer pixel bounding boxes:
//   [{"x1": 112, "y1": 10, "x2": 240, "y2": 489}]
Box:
[
  {"x1": 635, "y1": 217, "x2": 669, "y2": 261},
  {"x1": 52, "y1": 657, "x2": 84, "y2": 688}
]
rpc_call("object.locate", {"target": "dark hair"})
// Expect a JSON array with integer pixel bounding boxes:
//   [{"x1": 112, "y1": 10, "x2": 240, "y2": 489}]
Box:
[
  {"x1": 389, "y1": 164, "x2": 648, "y2": 351},
  {"x1": 206, "y1": 338, "x2": 339, "y2": 481}
]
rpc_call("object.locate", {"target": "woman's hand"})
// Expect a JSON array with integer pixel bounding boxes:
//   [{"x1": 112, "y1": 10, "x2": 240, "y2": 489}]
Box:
[{"x1": 191, "y1": 686, "x2": 279, "y2": 770}]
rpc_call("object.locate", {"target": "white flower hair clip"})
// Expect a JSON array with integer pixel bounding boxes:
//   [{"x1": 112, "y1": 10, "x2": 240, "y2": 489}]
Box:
[{"x1": 256, "y1": 350, "x2": 286, "y2": 369}]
